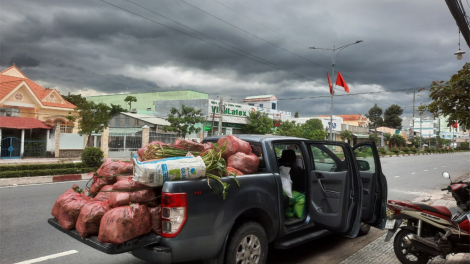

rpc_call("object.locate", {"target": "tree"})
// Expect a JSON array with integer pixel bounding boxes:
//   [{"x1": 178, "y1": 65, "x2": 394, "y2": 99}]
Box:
[
  {"x1": 276, "y1": 120, "x2": 302, "y2": 137},
  {"x1": 124, "y1": 95, "x2": 137, "y2": 111},
  {"x1": 110, "y1": 103, "x2": 128, "y2": 116},
  {"x1": 428, "y1": 62, "x2": 470, "y2": 129},
  {"x1": 294, "y1": 112, "x2": 299, "y2": 118},
  {"x1": 340, "y1": 130, "x2": 352, "y2": 144},
  {"x1": 301, "y1": 118, "x2": 327, "y2": 140},
  {"x1": 243, "y1": 111, "x2": 273, "y2": 134},
  {"x1": 369, "y1": 134, "x2": 380, "y2": 145},
  {"x1": 163, "y1": 104, "x2": 205, "y2": 138},
  {"x1": 365, "y1": 104, "x2": 383, "y2": 130},
  {"x1": 383, "y1": 104, "x2": 403, "y2": 129},
  {"x1": 62, "y1": 93, "x2": 87, "y2": 107},
  {"x1": 390, "y1": 134, "x2": 406, "y2": 147},
  {"x1": 67, "y1": 100, "x2": 112, "y2": 146}
]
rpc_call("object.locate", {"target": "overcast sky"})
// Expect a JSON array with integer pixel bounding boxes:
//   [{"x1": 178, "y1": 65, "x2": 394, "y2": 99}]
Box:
[{"x1": 1, "y1": 0, "x2": 468, "y2": 118}]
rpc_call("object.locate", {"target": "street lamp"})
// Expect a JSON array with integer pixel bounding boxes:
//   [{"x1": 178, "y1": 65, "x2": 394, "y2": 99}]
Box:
[
  {"x1": 309, "y1": 40, "x2": 363, "y2": 140},
  {"x1": 455, "y1": 30, "x2": 466, "y2": 60}
]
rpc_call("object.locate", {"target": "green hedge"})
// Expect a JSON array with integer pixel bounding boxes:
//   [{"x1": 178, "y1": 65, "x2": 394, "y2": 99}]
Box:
[
  {"x1": 0, "y1": 162, "x2": 88, "y2": 172},
  {"x1": 0, "y1": 167, "x2": 97, "y2": 178}
]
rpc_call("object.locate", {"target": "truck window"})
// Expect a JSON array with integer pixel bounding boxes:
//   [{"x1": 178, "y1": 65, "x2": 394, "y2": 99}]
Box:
[
  {"x1": 353, "y1": 145, "x2": 375, "y2": 172},
  {"x1": 310, "y1": 144, "x2": 347, "y2": 172}
]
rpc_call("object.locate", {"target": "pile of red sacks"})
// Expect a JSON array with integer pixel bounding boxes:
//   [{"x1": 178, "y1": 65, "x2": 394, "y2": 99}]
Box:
[
  {"x1": 218, "y1": 135, "x2": 260, "y2": 175},
  {"x1": 51, "y1": 160, "x2": 161, "y2": 244}
]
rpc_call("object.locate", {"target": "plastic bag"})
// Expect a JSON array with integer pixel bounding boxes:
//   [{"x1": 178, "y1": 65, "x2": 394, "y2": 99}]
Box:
[
  {"x1": 108, "y1": 178, "x2": 158, "y2": 208},
  {"x1": 149, "y1": 205, "x2": 162, "y2": 235},
  {"x1": 132, "y1": 154, "x2": 206, "y2": 186},
  {"x1": 279, "y1": 166, "x2": 293, "y2": 198},
  {"x1": 285, "y1": 191, "x2": 305, "y2": 219},
  {"x1": 76, "y1": 201, "x2": 110, "y2": 238},
  {"x1": 218, "y1": 135, "x2": 251, "y2": 159},
  {"x1": 93, "y1": 185, "x2": 113, "y2": 202},
  {"x1": 51, "y1": 184, "x2": 79, "y2": 219},
  {"x1": 58, "y1": 192, "x2": 91, "y2": 230},
  {"x1": 98, "y1": 203, "x2": 151, "y2": 244},
  {"x1": 227, "y1": 152, "x2": 259, "y2": 174},
  {"x1": 225, "y1": 166, "x2": 244, "y2": 176},
  {"x1": 97, "y1": 159, "x2": 133, "y2": 177}
]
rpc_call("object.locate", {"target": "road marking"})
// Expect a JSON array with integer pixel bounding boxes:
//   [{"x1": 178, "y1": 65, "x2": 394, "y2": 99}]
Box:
[
  {"x1": 434, "y1": 168, "x2": 437, "y2": 169},
  {"x1": 394, "y1": 176, "x2": 400, "y2": 178},
  {"x1": 411, "y1": 172, "x2": 415, "y2": 175},
  {"x1": 424, "y1": 170, "x2": 428, "y2": 172},
  {"x1": 14, "y1": 250, "x2": 78, "y2": 264},
  {"x1": 0, "y1": 180, "x2": 88, "y2": 189},
  {"x1": 442, "y1": 166, "x2": 446, "y2": 167}
]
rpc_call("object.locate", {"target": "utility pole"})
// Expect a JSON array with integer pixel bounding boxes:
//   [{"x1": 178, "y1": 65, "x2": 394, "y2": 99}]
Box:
[
  {"x1": 218, "y1": 97, "x2": 223, "y2": 136},
  {"x1": 211, "y1": 105, "x2": 216, "y2": 136}
]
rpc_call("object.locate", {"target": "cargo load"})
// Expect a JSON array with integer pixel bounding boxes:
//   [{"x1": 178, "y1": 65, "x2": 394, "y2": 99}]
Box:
[
  {"x1": 132, "y1": 154, "x2": 206, "y2": 187},
  {"x1": 93, "y1": 185, "x2": 113, "y2": 202},
  {"x1": 227, "y1": 152, "x2": 260, "y2": 174},
  {"x1": 137, "y1": 140, "x2": 168, "y2": 161},
  {"x1": 55, "y1": 190, "x2": 92, "y2": 230},
  {"x1": 218, "y1": 135, "x2": 251, "y2": 159},
  {"x1": 76, "y1": 201, "x2": 110, "y2": 238},
  {"x1": 98, "y1": 203, "x2": 152, "y2": 244},
  {"x1": 108, "y1": 178, "x2": 159, "y2": 208}
]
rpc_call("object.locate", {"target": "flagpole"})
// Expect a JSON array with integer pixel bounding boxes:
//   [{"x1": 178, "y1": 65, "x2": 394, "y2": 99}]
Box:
[{"x1": 310, "y1": 41, "x2": 363, "y2": 141}]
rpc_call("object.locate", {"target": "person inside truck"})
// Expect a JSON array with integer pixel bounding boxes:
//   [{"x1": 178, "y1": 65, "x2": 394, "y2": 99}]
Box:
[{"x1": 279, "y1": 149, "x2": 305, "y2": 193}]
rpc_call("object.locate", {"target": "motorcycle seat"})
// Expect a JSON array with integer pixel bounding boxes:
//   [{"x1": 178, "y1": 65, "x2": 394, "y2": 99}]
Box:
[{"x1": 412, "y1": 203, "x2": 452, "y2": 218}]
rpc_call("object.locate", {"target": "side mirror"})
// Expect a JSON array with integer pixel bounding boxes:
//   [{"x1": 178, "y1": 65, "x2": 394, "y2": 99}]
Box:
[
  {"x1": 357, "y1": 160, "x2": 370, "y2": 171},
  {"x1": 442, "y1": 172, "x2": 450, "y2": 179}
]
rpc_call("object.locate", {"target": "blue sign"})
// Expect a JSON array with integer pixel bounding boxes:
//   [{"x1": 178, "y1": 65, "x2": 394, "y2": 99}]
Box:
[{"x1": 328, "y1": 122, "x2": 337, "y2": 129}]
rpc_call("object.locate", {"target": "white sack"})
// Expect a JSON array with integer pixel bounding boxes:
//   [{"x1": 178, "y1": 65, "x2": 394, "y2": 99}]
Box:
[
  {"x1": 279, "y1": 166, "x2": 293, "y2": 198},
  {"x1": 132, "y1": 154, "x2": 206, "y2": 187}
]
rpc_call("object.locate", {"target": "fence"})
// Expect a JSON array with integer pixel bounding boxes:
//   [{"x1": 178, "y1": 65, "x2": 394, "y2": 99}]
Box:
[
  {"x1": 24, "y1": 139, "x2": 47, "y2": 157},
  {"x1": 108, "y1": 128, "x2": 143, "y2": 159},
  {"x1": 149, "y1": 131, "x2": 179, "y2": 145}
]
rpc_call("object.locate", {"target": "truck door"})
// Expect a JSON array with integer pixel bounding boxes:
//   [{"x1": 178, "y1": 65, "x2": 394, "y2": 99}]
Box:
[
  {"x1": 307, "y1": 141, "x2": 363, "y2": 238},
  {"x1": 353, "y1": 141, "x2": 388, "y2": 229}
]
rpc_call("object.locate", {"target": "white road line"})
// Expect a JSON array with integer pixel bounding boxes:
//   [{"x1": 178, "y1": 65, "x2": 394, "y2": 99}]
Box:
[
  {"x1": 14, "y1": 250, "x2": 78, "y2": 264},
  {"x1": 394, "y1": 176, "x2": 400, "y2": 178},
  {"x1": 411, "y1": 172, "x2": 415, "y2": 175},
  {"x1": 424, "y1": 170, "x2": 428, "y2": 172},
  {"x1": 0, "y1": 180, "x2": 88, "y2": 189}
]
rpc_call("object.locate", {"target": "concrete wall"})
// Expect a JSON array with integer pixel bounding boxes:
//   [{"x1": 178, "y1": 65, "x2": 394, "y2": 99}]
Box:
[
  {"x1": 59, "y1": 133, "x2": 85, "y2": 149},
  {"x1": 154, "y1": 99, "x2": 208, "y2": 119}
]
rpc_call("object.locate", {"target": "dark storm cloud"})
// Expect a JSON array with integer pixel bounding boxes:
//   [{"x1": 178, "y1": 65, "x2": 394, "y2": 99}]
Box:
[{"x1": 0, "y1": 0, "x2": 467, "y2": 117}]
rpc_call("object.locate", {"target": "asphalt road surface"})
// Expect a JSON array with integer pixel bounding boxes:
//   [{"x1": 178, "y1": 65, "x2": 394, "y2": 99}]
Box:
[{"x1": 1, "y1": 152, "x2": 468, "y2": 264}]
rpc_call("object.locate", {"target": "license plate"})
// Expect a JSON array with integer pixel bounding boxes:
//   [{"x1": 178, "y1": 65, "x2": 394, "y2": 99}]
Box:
[{"x1": 385, "y1": 219, "x2": 396, "y2": 230}]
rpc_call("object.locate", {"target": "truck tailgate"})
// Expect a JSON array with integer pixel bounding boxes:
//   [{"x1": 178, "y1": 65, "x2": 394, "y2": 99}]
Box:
[{"x1": 48, "y1": 218, "x2": 161, "y2": 254}]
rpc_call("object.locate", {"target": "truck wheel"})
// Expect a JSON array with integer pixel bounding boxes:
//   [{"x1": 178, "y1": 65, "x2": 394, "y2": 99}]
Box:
[
  {"x1": 225, "y1": 221, "x2": 268, "y2": 264},
  {"x1": 358, "y1": 222, "x2": 371, "y2": 236}
]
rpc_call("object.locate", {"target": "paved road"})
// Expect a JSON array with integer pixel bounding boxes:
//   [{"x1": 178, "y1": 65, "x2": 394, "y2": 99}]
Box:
[
  {"x1": 382, "y1": 152, "x2": 470, "y2": 201},
  {"x1": 0, "y1": 152, "x2": 468, "y2": 264}
]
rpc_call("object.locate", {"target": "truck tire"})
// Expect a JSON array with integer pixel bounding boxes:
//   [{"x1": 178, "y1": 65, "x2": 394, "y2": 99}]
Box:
[{"x1": 225, "y1": 221, "x2": 268, "y2": 264}]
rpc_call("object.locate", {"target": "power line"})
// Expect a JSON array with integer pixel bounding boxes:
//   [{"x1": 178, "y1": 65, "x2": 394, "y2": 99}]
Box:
[{"x1": 96, "y1": 0, "x2": 325, "y2": 85}]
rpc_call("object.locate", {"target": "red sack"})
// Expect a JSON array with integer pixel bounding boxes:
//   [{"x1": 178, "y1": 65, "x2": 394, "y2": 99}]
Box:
[
  {"x1": 218, "y1": 136, "x2": 251, "y2": 159},
  {"x1": 115, "y1": 175, "x2": 133, "y2": 181},
  {"x1": 89, "y1": 176, "x2": 109, "y2": 194},
  {"x1": 98, "y1": 203, "x2": 151, "y2": 244},
  {"x1": 173, "y1": 138, "x2": 206, "y2": 152},
  {"x1": 227, "y1": 152, "x2": 260, "y2": 174},
  {"x1": 76, "y1": 201, "x2": 110, "y2": 238},
  {"x1": 225, "y1": 166, "x2": 245, "y2": 176},
  {"x1": 137, "y1": 141, "x2": 168, "y2": 160},
  {"x1": 93, "y1": 185, "x2": 113, "y2": 202},
  {"x1": 58, "y1": 192, "x2": 91, "y2": 230},
  {"x1": 149, "y1": 205, "x2": 162, "y2": 235},
  {"x1": 108, "y1": 179, "x2": 158, "y2": 208},
  {"x1": 97, "y1": 159, "x2": 133, "y2": 177},
  {"x1": 52, "y1": 184, "x2": 79, "y2": 219}
]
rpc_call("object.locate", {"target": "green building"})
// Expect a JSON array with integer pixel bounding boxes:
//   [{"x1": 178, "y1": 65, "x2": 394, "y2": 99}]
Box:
[{"x1": 87, "y1": 90, "x2": 209, "y2": 115}]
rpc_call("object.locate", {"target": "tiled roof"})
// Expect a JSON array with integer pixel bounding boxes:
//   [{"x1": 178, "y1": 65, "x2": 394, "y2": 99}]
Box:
[
  {"x1": 0, "y1": 116, "x2": 52, "y2": 129},
  {"x1": 0, "y1": 65, "x2": 75, "y2": 109}
]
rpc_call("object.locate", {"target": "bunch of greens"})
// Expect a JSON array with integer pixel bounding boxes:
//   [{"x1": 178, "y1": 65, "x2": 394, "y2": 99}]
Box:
[
  {"x1": 202, "y1": 143, "x2": 240, "y2": 200},
  {"x1": 143, "y1": 144, "x2": 201, "y2": 160}
]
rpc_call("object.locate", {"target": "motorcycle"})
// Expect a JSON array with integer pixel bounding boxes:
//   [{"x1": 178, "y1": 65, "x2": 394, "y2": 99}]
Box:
[{"x1": 385, "y1": 172, "x2": 470, "y2": 264}]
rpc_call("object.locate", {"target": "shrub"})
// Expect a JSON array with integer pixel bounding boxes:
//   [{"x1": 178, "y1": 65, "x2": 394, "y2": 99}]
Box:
[
  {"x1": 401, "y1": 147, "x2": 409, "y2": 154},
  {"x1": 424, "y1": 147, "x2": 431, "y2": 153},
  {"x1": 461, "y1": 142, "x2": 469, "y2": 150},
  {"x1": 378, "y1": 147, "x2": 387, "y2": 155},
  {"x1": 390, "y1": 147, "x2": 400, "y2": 155},
  {"x1": 0, "y1": 167, "x2": 98, "y2": 178},
  {"x1": 410, "y1": 147, "x2": 418, "y2": 153},
  {"x1": 81, "y1": 147, "x2": 104, "y2": 168}
]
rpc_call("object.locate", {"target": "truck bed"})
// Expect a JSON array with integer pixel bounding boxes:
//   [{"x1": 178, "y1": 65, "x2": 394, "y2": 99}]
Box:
[{"x1": 47, "y1": 218, "x2": 161, "y2": 254}]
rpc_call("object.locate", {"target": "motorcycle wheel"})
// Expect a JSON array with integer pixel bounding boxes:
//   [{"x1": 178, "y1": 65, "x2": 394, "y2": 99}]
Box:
[{"x1": 393, "y1": 229, "x2": 430, "y2": 264}]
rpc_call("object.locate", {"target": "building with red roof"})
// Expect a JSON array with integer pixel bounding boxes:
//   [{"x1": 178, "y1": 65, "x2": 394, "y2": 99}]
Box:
[{"x1": 0, "y1": 64, "x2": 77, "y2": 158}]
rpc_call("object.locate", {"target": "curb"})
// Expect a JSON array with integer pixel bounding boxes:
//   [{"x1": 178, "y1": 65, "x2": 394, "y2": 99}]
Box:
[{"x1": 0, "y1": 173, "x2": 93, "y2": 187}]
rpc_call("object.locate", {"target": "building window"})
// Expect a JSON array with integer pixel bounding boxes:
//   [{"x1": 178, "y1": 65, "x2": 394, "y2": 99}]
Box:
[
  {"x1": 60, "y1": 124, "x2": 72, "y2": 133},
  {"x1": 272, "y1": 102, "x2": 276, "y2": 110},
  {"x1": 259, "y1": 103, "x2": 264, "y2": 108}
]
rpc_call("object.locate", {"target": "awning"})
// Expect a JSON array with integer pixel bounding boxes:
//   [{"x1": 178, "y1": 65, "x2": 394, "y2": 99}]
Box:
[
  {"x1": 353, "y1": 133, "x2": 370, "y2": 139},
  {"x1": 0, "y1": 116, "x2": 52, "y2": 129}
]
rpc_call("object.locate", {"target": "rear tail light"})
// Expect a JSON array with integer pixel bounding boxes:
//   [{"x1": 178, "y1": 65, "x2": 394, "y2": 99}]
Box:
[{"x1": 161, "y1": 192, "x2": 188, "y2": 238}]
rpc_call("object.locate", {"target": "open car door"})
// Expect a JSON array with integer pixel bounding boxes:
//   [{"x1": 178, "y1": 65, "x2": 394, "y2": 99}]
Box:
[
  {"x1": 307, "y1": 141, "x2": 363, "y2": 238},
  {"x1": 352, "y1": 141, "x2": 388, "y2": 229}
]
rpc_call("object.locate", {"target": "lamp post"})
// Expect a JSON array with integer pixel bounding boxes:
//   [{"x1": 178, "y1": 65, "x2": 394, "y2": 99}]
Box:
[{"x1": 310, "y1": 40, "x2": 363, "y2": 140}]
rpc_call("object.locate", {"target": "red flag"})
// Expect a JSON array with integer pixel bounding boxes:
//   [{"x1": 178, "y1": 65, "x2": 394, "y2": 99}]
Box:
[
  {"x1": 335, "y1": 72, "x2": 349, "y2": 93},
  {"x1": 327, "y1": 73, "x2": 334, "y2": 95},
  {"x1": 452, "y1": 122, "x2": 458, "y2": 128}
]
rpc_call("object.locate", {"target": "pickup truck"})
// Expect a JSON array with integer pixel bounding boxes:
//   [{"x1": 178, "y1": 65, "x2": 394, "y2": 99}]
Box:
[{"x1": 48, "y1": 135, "x2": 388, "y2": 264}]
